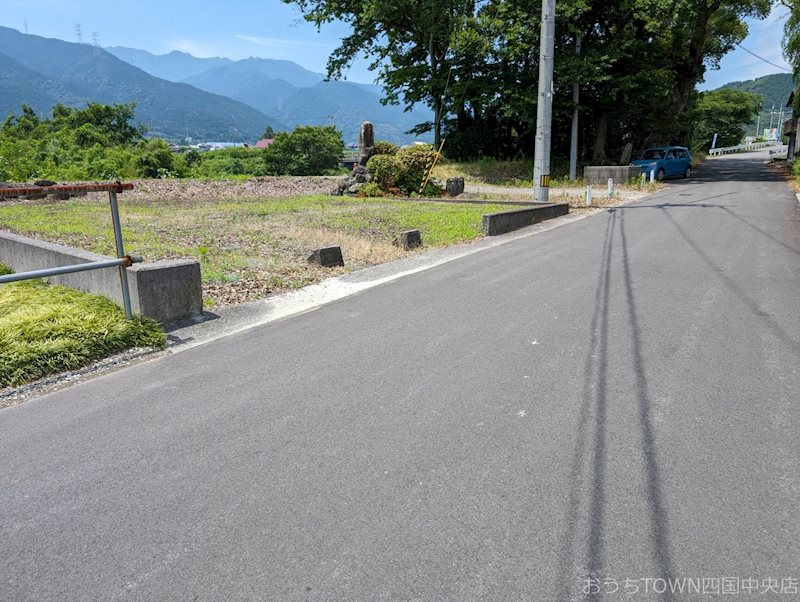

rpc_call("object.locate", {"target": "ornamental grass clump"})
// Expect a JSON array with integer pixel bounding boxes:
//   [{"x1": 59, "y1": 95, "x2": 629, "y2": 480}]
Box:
[{"x1": 0, "y1": 266, "x2": 165, "y2": 388}]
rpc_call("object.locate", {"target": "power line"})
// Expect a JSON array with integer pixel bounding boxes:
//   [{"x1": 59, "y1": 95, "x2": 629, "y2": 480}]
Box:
[{"x1": 735, "y1": 43, "x2": 792, "y2": 73}]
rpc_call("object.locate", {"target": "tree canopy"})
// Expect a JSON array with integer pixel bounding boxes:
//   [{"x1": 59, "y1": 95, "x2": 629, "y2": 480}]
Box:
[{"x1": 286, "y1": 0, "x2": 772, "y2": 162}]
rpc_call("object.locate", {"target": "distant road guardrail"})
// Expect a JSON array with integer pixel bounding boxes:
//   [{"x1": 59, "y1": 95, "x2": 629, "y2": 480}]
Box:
[{"x1": 708, "y1": 141, "x2": 777, "y2": 156}]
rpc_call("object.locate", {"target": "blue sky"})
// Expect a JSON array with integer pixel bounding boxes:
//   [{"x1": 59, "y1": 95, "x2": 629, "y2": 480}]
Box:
[{"x1": 0, "y1": 0, "x2": 792, "y2": 87}]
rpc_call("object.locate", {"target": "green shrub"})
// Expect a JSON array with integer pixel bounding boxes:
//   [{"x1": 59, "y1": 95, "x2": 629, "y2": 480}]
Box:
[
  {"x1": 373, "y1": 140, "x2": 399, "y2": 156},
  {"x1": 189, "y1": 147, "x2": 268, "y2": 178},
  {"x1": 366, "y1": 154, "x2": 403, "y2": 188},
  {"x1": 264, "y1": 125, "x2": 344, "y2": 176},
  {"x1": 396, "y1": 145, "x2": 439, "y2": 195},
  {"x1": 358, "y1": 182, "x2": 385, "y2": 197}
]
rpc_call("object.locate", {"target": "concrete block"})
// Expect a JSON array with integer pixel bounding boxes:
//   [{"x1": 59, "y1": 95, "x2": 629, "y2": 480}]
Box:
[
  {"x1": 0, "y1": 231, "x2": 203, "y2": 324},
  {"x1": 396, "y1": 230, "x2": 422, "y2": 250},
  {"x1": 308, "y1": 246, "x2": 344, "y2": 267},
  {"x1": 482, "y1": 203, "x2": 569, "y2": 236},
  {"x1": 583, "y1": 165, "x2": 641, "y2": 185},
  {"x1": 129, "y1": 260, "x2": 203, "y2": 324}
]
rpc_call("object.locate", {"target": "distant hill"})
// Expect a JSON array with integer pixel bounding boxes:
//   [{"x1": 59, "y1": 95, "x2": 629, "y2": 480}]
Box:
[
  {"x1": 720, "y1": 73, "x2": 794, "y2": 111},
  {"x1": 112, "y1": 46, "x2": 432, "y2": 144},
  {"x1": 0, "y1": 27, "x2": 283, "y2": 141},
  {"x1": 0, "y1": 51, "x2": 83, "y2": 118},
  {"x1": 719, "y1": 73, "x2": 794, "y2": 134},
  {"x1": 272, "y1": 81, "x2": 432, "y2": 145},
  {"x1": 106, "y1": 47, "x2": 232, "y2": 82},
  {"x1": 183, "y1": 67, "x2": 300, "y2": 115}
]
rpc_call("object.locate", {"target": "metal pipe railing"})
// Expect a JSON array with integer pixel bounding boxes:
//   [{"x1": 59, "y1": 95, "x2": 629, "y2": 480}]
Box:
[
  {"x1": 0, "y1": 256, "x2": 142, "y2": 284},
  {"x1": 0, "y1": 181, "x2": 138, "y2": 318}
]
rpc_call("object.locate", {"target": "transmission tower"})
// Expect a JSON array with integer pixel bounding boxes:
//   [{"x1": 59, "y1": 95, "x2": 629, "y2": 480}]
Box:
[
  {"x1": 91, "y1": 32, "x2": 100, "y2": 56},
  {"x1": 74, "y1": 23, "x2": 83, "y2": 44},
  {"x1": 24, "y1": 20, "x2": 28, "y2": 34}
]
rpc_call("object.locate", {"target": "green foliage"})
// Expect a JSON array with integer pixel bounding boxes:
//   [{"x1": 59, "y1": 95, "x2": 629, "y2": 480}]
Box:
[
  {"x1": 0, "y1": 277, "x2": 165, "y2": 388},
  {"x1": 264, "y1": 125, "x2": 345, "y2": 175},
  {"x1": 366, "y1": 153, "x2": 403, "y2": 188},
  {"x1": 286, "y1": 0, "x2": 771, "y2": 162},
  {"x1": 188, "y1": 147, "x2": 269, "y2": 178},
  {"x1": 396, "y1": 145, "x2": 439, "y2": 195},
  {"x1": 366, "y1": 144, "x2": 443, "y2": 195},
  {"x1": 690, "y1": 88, "x2": 762, "y2": 150},
  {"x1": 0, "y1": 103, "x2": 186, "y2": 181},
  {"x1": 373, "y1": 140, "x2": 399, "y2": 156},
  {"x1": 357, "y1": 182, "x2": 385, "y2": 197}
]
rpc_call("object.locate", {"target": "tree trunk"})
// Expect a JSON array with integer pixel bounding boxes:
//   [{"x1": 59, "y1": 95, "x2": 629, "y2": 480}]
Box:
[{"x1": 592, "y1": 113, "x2": 608, "y2": 165}]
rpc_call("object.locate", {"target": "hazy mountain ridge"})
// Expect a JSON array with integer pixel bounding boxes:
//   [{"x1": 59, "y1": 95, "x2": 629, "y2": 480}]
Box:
[
  {"x1": 110, "y1": 46, "x2": 432, "y2": 144},
  {"x1": 0, "y1": 27, "x2": 282, "y2": 141}
]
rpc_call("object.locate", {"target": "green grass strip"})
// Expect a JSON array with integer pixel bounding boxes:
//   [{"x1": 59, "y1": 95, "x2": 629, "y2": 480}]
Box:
[{"x1": 0, "y1": 264, "x2": 165, "y2": 388}]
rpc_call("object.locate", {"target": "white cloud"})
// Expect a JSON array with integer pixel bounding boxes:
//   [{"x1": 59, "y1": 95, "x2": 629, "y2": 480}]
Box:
[{"x1": 234, "y1": 34, "x2": 331, "y2": 49}]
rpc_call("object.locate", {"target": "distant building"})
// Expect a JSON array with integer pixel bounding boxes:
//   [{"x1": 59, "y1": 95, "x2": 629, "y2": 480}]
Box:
[{"x1": 254, "y1": 138, "x2": 274, "y2": 149}]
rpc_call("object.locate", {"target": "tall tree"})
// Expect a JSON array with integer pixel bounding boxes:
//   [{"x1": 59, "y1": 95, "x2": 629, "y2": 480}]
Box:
[{"x1": 283, "y1": 0, "x2": 478, "y2": 147}]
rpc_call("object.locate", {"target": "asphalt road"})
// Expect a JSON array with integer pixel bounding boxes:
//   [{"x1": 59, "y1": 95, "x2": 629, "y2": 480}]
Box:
[{"x1": 2, "y1": 153, "x2": 799, "y2": 600}]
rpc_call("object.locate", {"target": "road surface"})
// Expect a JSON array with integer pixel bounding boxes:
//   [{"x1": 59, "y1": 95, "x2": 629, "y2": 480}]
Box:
[{"x1": 2, "y1": 152, "x2": 799, "y2": 600}]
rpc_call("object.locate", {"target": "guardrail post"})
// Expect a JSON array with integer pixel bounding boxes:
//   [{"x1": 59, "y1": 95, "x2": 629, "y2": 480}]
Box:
[{"x1": 108, "y1": 189, "x2": 133, "y2": 319}]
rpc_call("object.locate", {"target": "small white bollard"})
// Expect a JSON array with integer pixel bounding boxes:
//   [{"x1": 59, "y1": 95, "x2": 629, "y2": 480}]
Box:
[
  {"x1": 607, "y1": 177, "x2": 613, "y2": 199},
  {"x1": 649, "y1": 169, "x2": 655, "y2": 183},
  {"x1": 586, "y1": 185, "x2": 593, "y2": 206},
  {"x1": 640, "y1": 173, "x2": 646, "y2": 189}
]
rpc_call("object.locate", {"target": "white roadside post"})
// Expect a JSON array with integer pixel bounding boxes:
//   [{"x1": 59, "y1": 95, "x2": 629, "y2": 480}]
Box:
[
  {"x1": 607, "y1": 177, "x2": 613, "y2": 199},
  {"x1": 586, "y1": 185, "x2": 592, "y2": 206},
  {"x1": 650, "y1": 169, "x2": 655, "y2": 183}
]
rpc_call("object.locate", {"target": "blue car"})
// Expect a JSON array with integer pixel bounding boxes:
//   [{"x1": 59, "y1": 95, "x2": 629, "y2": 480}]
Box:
[{"x1": 632, "y1": 146, "x2": 692, "y2": 181}]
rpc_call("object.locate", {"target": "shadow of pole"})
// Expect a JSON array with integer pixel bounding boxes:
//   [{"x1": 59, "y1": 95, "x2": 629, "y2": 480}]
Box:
[
  {"x1": 556, "y1": 210, "x2": 616, "y2": 599},
  {"x1": 619, "y1": 211, "x2": 677, "y2": 597}
]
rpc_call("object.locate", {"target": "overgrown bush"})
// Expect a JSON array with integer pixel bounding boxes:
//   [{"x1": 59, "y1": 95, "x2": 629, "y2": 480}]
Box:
[
  {"x1": 264, "y1": 125, "x2": 344, "y2": 176},
  {"x1": 0, "y1": 103, "x2": 186, "y2": 180},
  {"x1": 373, "y1": 140, "x2": 399, "y2": 156},
  {"x1": 396, "y1": 145, "x2": 439, "y2": 195},
  {"x1": 366, "y1": 154, "x2": 403, "y2": 188},
  {"x1": 358, "y1": 182, "x2": 385, "y2": 197},
  {"x1": 188, "y1": 147, "x2": 268, "y2": 178},
  {"x1": 364, "y1": 144, "x2": 443, "y2": 196}
]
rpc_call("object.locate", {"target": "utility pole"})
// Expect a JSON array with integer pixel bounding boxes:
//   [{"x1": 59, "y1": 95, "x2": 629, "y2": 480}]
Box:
[
  {"x1": 533, "y1": 0, "x2": 556, "y2": 203},
  {"x1": 768, "y1": 105, "x2": 775, "y2": 130},
  {"x1": 569, "y1": 35, "x2": 582, "y2": 181},
  {"x1": 755, "y1": 112, "x2": 761, "y2": 138}
]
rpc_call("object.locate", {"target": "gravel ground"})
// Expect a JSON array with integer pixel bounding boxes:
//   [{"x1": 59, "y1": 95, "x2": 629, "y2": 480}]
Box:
[
  {"x1": 0, "y1": 346, "x2": 165, "y2": 410},
  {"x1": 111, "y1": 176, "x2": 340, "y2": 202}
]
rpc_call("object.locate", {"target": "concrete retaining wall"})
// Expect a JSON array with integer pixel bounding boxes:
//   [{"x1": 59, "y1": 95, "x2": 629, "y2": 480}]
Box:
[
  {"x1": 584, "y1": 165, "x2": 641, "y2": 185},
  {"x1": 0, "y1": 231, "x2": 202, "y2": 324},
  {"x1": 482, "y1": 203, "x2": 569, "y2": 236}
]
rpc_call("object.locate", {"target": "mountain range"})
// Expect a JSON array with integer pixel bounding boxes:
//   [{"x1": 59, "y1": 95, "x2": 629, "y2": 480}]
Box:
[
  {"x1": 0, "y1": 27, "x2": 282, "y2": 142},
  {"x1": 107, "y1": 47, "x2": 429, "y2": 144},
  {"x1": 0, "y1": 27, "x2": 430, "y2": 144}
]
